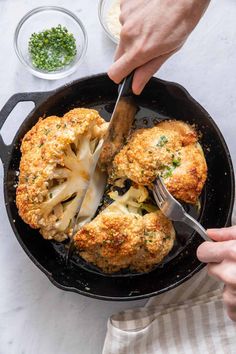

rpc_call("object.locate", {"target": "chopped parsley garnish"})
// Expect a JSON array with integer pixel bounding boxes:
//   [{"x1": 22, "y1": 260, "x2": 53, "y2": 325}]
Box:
[
  {"x1": 156, "y1": 135, "x2": 168, "y2": 147},
  {"x1": 160, "y1": 165, "x2": 175, "y2": 179},
  {"x1": 44, "y1": 128, "x2": 50, "y2": 135},
  {"x1": 163, "y1": 235, "x2": 171, "y2": 241},
  {"x1": 144, "y1": 231, "x2": 156, "y2": 237},
  {"x1": 28, "y1": 24, "x2": 77, "y2": 72},
  {"x1": 160, "y1": 155, "x2": 181, "y2": 178},
  {"x1": 172, "y1": 157, "x2": 181, "y2": 167}
]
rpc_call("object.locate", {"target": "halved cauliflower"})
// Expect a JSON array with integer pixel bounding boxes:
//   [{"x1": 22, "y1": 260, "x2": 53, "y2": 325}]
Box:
[
  {"x1": 16, "y1": 108, "x2": 108, "y2": 241},
  {"x1": 74, "y1": 186, "x2": 175, "y2": 273},
  {"x1": 110, "y1": 120, "x2": 207, "y2": 204}
]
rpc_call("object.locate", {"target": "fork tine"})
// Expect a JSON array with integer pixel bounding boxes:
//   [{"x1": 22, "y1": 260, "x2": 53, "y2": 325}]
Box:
[
  {"x1": 156, "y1": 176, "x2": 174, "y2": 200},
  {"x1": 153, "y1": 185, "x2": 161, "y2": 202},
  {"x1": 156, "y1": 176, "x2": 167, "y2": 193},
  {"x1": 153, "y1": 184, "x2": 164, "y2": 206},
  {"x1": 153, "y1": 182, "x2": 162, "y2": 200},
  {"x1": 153, "y1": 188, "x2": 163, "y2": 207},
  {"x1": 155, "y1": 178, "x2": 167, "y2": 200},
  {"x1": 153, "y1": 181, "x2": 163, "y2": 199}
]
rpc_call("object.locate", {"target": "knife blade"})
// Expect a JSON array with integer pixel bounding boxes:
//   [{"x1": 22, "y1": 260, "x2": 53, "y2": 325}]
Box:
[
  {"x1": 66, "y1": 73, "x2": 137, "y2": 263},
  {"x1": 99, "y1": 73, "x2": 137, "y2": 170}
]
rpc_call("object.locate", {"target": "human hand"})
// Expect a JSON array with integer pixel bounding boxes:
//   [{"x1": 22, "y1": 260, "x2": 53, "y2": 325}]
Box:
[
  {"x1": 197, "y1": 226, "x2": 236, "y2": 321},
  {"x1": 108, "y1": 0, "x2": 210, "y2": 94}
]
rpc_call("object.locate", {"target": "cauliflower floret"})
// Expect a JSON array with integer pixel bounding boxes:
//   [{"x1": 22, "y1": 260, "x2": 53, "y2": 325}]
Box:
[
  {"x1": 110, "y1": 120, "x2": 207, "y2": 204},
  {"x1": 74, "y1": 186, "x2": 175, "y2": 273},
  {"x1": 16, "y1": 108, "x2": 108, "y2": 241}
]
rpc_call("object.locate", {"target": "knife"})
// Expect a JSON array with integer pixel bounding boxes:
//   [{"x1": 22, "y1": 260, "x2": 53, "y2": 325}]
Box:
[{"x1": 66, "y1": 72, "x2": 137, "y2": 263}]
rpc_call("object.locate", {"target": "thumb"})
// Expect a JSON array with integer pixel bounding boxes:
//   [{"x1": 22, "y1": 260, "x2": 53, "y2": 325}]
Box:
[{"x1": 207, "y1": 226, "x2": 236, "y2": 242}]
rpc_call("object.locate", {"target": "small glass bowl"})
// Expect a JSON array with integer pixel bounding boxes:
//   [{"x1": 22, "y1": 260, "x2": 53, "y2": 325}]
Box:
[
  {"x1": 98, "y1": 0, "x2": 120, "y2": 44},
  {"x1": 14, "y1": 6, "x2": 88, "y2": 80}
]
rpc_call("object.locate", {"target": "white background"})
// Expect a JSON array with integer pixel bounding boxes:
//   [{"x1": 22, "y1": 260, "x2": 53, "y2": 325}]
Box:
[{"x1": 0, "y1": 1, "x2": 235, "y2": 353}]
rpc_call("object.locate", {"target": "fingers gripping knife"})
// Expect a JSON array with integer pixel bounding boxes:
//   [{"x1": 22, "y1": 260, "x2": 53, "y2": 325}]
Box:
[{"x1": 66, "y1": 73, "x2": 137, "y2": 263}]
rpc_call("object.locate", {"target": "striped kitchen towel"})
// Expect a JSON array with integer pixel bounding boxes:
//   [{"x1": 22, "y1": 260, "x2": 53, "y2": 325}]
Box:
[{"x1": 102, "y1": 201, "x2": 236, "y2": 354}]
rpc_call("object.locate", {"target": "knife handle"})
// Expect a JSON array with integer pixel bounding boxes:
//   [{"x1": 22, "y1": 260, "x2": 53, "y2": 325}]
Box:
[{"x1": 118, "y1": 72, "x2": 134, "y2": 96}]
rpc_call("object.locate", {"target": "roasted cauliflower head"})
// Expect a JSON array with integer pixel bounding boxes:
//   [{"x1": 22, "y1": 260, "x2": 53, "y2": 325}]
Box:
[
  {"x1": 16, "y1": 108, "x2": 108, "y2": 241},
  {"x1": 74, "y1": 186, "x2": 175, "y2": 273},
  {"x1": 110, "y1": 121, "x2": 207, "y2": 204}
]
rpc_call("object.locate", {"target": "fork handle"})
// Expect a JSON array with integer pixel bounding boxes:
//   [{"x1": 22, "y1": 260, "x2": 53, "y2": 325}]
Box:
[{"x1": 182, "y1": 213, "x2": 211, "y2": 242}]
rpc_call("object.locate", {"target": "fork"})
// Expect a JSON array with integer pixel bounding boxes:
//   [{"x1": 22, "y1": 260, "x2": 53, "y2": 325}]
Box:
[{"x1": 153, "y1": 176, "x2": 211, "y2": 241}]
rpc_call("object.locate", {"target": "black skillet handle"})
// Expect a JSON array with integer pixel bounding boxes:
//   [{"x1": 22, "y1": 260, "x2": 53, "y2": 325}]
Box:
[{"x1": 0, "y1": 91, "x2": 49, "y2": 164}]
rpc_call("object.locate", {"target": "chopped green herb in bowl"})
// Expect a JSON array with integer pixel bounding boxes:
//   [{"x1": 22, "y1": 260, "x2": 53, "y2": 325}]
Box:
[
  {"x1": 28, "y1": 25, "x2": 77, "y2": 71},
  {"x1": 14, "y1": 6, "x2": 88, "y2": 79}
]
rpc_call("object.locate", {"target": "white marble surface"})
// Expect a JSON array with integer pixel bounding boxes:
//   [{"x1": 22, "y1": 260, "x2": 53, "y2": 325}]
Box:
[{"x1": 0, "y1": 1, "x2": 236, "y2": 353}]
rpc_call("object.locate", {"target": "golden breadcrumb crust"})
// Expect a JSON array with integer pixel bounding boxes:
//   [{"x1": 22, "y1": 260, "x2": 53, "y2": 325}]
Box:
[
  {"x1": 110, "y1": 120, "x2": 207, "y2": 204},
  {"x1": 16, "y1": 108, "x2": 107, "y2": 241},
  {"x1": 75, "y1": 210, "x2": 175, "y2": 273},
  {"x1": 74, "y1": 185, "x2": 175, "y2": 273}
]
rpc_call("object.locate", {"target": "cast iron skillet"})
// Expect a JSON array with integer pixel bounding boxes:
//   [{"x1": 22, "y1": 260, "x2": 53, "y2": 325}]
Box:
[{"x1": 0, "y1": 74, "x2": 234, "y2": 300}]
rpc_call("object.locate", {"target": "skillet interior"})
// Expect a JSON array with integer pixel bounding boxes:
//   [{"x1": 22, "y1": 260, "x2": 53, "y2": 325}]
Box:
[{"x1": 3, "y1": 74, "x2": 235, "y2": 300}]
